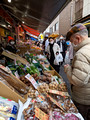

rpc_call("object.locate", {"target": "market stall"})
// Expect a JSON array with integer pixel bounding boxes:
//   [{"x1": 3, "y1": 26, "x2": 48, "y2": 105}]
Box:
[{"x1": 0, "y1": 49, "x2": 84, "y2": 120}]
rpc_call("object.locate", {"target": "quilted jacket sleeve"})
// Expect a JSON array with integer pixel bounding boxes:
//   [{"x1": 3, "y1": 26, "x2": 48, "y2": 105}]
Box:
[{"x1": 64, "y1": 53, "x2": 90, "y2": 86}]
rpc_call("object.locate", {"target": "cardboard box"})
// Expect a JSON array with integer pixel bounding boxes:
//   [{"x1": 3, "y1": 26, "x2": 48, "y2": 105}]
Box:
[
  {"x1": 0, "y1": 64, "x2": 29, "y2": 92},
  {"x1": 0, "y1": 64, "x2": 28, "y2": 103},
  {"x1": 17, "y1": 45, "x2": 31, "y2": 56},
  {"x1": 45, "y1": 70, "x2": 63, "y2": 80},
  {"x1": 2, "y1": 50, "x2": 28, "y2": 65},
  {"x1": 0, "y1": 81, "x2": 27, "y2": 103},
  {"x1": 50, "y1": 65, "x2": 54, "y2": 70},
  {"x1": 29, "y1": 49, "x2": 43, "y2": 55}
]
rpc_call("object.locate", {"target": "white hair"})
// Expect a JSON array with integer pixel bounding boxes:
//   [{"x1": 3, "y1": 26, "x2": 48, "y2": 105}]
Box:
[{"x1": 74, "y1": 29, "x2": 88, "y2": 37}]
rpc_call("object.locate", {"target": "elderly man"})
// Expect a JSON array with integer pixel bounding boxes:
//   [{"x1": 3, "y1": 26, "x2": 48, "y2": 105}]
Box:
[{"x1": 64, "y1": 23, "x2": 90, "y2": 120}]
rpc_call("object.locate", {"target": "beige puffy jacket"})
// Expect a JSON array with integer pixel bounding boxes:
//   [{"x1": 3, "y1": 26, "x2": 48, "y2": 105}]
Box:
[{"x1": 65, "y1": 38, "x2": 90, "y2": 105}]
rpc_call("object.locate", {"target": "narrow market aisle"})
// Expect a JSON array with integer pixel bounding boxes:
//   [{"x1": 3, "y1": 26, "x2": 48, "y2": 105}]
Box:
[{"x1": 59, "y1": 64, "x2": 71, "y2": 96}]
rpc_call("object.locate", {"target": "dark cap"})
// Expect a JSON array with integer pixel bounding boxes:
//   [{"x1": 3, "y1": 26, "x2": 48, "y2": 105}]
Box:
[{"x1": 66, "y1": 23, "x2": 87, "y2": 40}]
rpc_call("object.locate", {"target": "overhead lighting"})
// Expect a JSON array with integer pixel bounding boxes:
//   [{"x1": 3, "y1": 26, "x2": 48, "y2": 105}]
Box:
[
  {"x1": 8, "y1": 0, "x2": 11, "y2": 3},
  {"x1": 22, "y1": 21, "x2": 25, "y2": 24}
]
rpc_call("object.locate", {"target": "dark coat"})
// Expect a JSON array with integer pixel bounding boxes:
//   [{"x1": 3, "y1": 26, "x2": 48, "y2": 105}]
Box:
[
  {"x1": 57, "y1": 40, "x2": 67, "y2": 53},
  {"x1": 6, "y1": 44, "x2": 17, "y2": 53}
]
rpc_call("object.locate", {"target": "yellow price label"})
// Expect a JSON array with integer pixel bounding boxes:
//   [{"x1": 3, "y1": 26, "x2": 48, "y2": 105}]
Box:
[{"x1": 35, "y1": 107, "x2": 49, "y2": 120}]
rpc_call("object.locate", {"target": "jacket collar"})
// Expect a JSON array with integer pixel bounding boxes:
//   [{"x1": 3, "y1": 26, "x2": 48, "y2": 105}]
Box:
[{"x1": 75, "y1": 38, "x2": 90, "y2": 52}]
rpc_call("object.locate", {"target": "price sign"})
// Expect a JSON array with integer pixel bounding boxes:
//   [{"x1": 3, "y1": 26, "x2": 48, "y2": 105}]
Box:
[
  {"x1": 46, "y1": 94, "x2": 65, "y2": 112},
  {"x1": 25, "y1": 74, "x2": 38, "y2": 89},
  {"x1": 38, "y1": 95, "x2": 45, "y2": 101},
  {"x1": 35, "y1": 107, "x2": 49, "y2": 120},
  {"x1": 0, "y1": 64, "x2": 6, "y2": 69},
  {"x1": 49, "y1": 89, "x2": 69, "y2": 97},
  {"x1": 0, "y1": 64, "x2": 11, "y2": 73}
]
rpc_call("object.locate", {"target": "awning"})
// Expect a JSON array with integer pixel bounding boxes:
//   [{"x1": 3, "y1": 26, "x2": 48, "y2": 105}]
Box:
[{"x1": 22, "y1": 24, "x2": 40, "y2": 37}]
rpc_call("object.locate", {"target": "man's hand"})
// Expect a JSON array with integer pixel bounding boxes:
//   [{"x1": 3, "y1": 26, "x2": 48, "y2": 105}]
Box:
[
  {"x1": 64, "y1": 64, "x2": 69, "y2": 68},
  {"x1": 64, "y1": 64, "x2": 69, "y2": 73}
]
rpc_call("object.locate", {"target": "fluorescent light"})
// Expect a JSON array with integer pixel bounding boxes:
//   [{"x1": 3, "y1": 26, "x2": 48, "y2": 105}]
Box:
[
  {"x1": 8, "y1": 0, "x2": 11, "y2": 3},
  {"x1": 22, "y1": 21, "x2": 25, "y2": 24}
]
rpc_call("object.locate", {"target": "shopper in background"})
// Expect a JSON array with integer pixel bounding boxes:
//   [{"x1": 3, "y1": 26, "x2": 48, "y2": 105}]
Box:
[
  {"x1": 35, "y1": 41, "x2": 40, "y2": 47},
  {"x1": 47, "y1": 37, "x2": 61, "y2": 73},
  {"x1": 57, "y1": 35, "x2": 67, "y2": 65},
  {"x1": 6, "y1": 36, "x2": 17, "y2": 53},
  {"x1": 42, "y1": 36, "x2": 48, "y2": 54},
  {"x1": 64, "y1": 23, "x2": 90, "y2": 120},
  {"x1": 45, "y1": 36, "x2": 49, "y2": 55},
  {"x1": 66, "y1": 41, "x2": 73, "y2": 64}
]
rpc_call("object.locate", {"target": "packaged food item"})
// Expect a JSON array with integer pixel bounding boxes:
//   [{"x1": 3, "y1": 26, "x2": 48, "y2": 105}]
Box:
[
  {"x1": 23, "y1": 104, "x2": 35, "y2": 120},
  {"x1": 0, "y1": 76, "x2": 15, "y2": 91},
  {"x1": 31, "y1": 73, "x2": 39, "y2": 81},
  {"x1": 0, "y1": 115, "x2": 16, "y2": 120},
  {"x1": 64, "y1": 113, "x2": 80, "y2": 120},
  {"x1": 43, "y1": 71, "x2": 52, "y2": 77},
  {"x1": 52, "y1": 111, "x2": 63, "y2": 120},
  {"x1": 0, "y1": 69, "x2": 29, "y2": 94},
  {"x1": 49, "y1": 82, "x2": 58, "y2": 90},
  {"x1": 36, "y1": 101, "x2": 50, "y2": 114},
  {"x1": 58, "y1": 83, "x2": 67, "y2": 92},
  {"x1": 20, "y1": 73, "x2": 40, "y2": 87},
  {"x1": 39, "y1": 75, "x2": 52, "y2": 83},
  {"x1": 0, "y1": 96, "x2": 18, "y2": 115},
  {"x1": 28, "y1": 89, "x2": 38, "y2": 98},
  {"x1": 0, "y1": 111, "x2": 16, "y2": 120},
  {"x1": 38, "y1": 83, "x2": 49, "y2": 94},
  {"x1": 57, "y1": 98, "x2": 78, "y2": 113},
  {"x1": 20, "y1": 76, "x2": 32, "y2": 86},
  {"x1": 63, "y1": 99, "x2": 78, "y2": 113}
]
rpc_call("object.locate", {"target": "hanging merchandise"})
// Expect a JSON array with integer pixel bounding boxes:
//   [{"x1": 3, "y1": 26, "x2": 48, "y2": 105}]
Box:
[{"x1": 0, "y1": 27, "x2": 5, "y2": 37}]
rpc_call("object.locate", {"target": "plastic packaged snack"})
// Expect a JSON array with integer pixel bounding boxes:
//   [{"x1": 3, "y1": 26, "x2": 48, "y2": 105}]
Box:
[
  {"x1": 49, "y1": 82, "x2": 58, "y2": 90},
  {"x1": 0, "y1": 96, "x2": 18, "y2": 115},
  {"x1": 38, "y1": 83, "x2": 49, "y2": 93},
  {"x1": 0, "y1": 111, "x2": 16, "y2": 120}
]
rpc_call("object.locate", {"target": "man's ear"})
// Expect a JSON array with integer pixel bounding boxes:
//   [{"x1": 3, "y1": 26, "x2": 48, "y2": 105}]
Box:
[{"x1": 76, "y1": 34, "x2": 81, "y2": 43}]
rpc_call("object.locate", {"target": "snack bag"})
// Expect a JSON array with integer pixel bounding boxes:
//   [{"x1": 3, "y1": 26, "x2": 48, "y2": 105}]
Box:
[{"x1": 0, "y1": 96, "x2": 18, "y2": 115}]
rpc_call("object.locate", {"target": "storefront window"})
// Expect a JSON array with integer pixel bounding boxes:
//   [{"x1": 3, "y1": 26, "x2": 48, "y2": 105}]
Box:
[
  {"x1": 55, "y1": 22, "x2": 58, "y2": 31},
  {"x1": 50, "y1": 27, "x2": 53, "y2": 34},
  {"x1": 53, "y1": 26, "x2": 54, "y2": 32}
]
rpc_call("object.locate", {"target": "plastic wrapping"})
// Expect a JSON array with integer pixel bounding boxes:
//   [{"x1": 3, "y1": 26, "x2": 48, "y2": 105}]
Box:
[
  {"x1": 0, "y1": 69, "x2": 29, "y2": 94},
  {"x1": 0, "y1": 76, "x2": 14, "y2": 91},
  {"x1": 0, "y1": 96, "x2": 18, "y2": 115},
  {"x1": 0, "y1": 111, "x2": 16, "y2": 120}
]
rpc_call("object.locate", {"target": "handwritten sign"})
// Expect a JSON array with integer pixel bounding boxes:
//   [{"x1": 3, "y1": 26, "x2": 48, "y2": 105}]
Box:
[
  {"x1": 46, "y1": 94, "x2": 65, "y2": 112},
  {"x1": 25, "y1": 74, "x2": 38, "y2": 89},
  {"x1": 35, "y1": 107, "x2": 49, "y2": 120},
  {"x1": 0, "y1": 64, "x2": 6, "y2": 70},
  {"x1": 49, "y1": 89, "x2": 69, "y2": 97},
  {"x1": 38, "y1": 95, "x2": 45, "y2": 101}
]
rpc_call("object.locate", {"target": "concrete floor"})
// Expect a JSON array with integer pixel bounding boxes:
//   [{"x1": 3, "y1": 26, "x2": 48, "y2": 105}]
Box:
[{"x1": 59, "y1": 64, "x2": 71, "y2": 96}]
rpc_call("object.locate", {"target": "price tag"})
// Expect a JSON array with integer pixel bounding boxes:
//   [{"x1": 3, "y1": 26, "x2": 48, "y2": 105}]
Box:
[
  {"x1": 33, "y1": 59, "x2": 38, "y2": 63},
  {"x1": 0, "y1": 64, "x2": 6, "y2": 69},
  {"x1": 46, "y1": 94, "x2": 65, "y2": 112},
  {"x1": 25, "y1": 74, "x2": 38, "y2": 89},
  {"x1": 0, "y1": 64, "x2": 11, "y2": 73},
  {"x1": 49, "y1": 89, "x2": 69, "y2": 97},
  {"x1": 35, "y1": 107, "x2": 49, "y2": 120}
]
